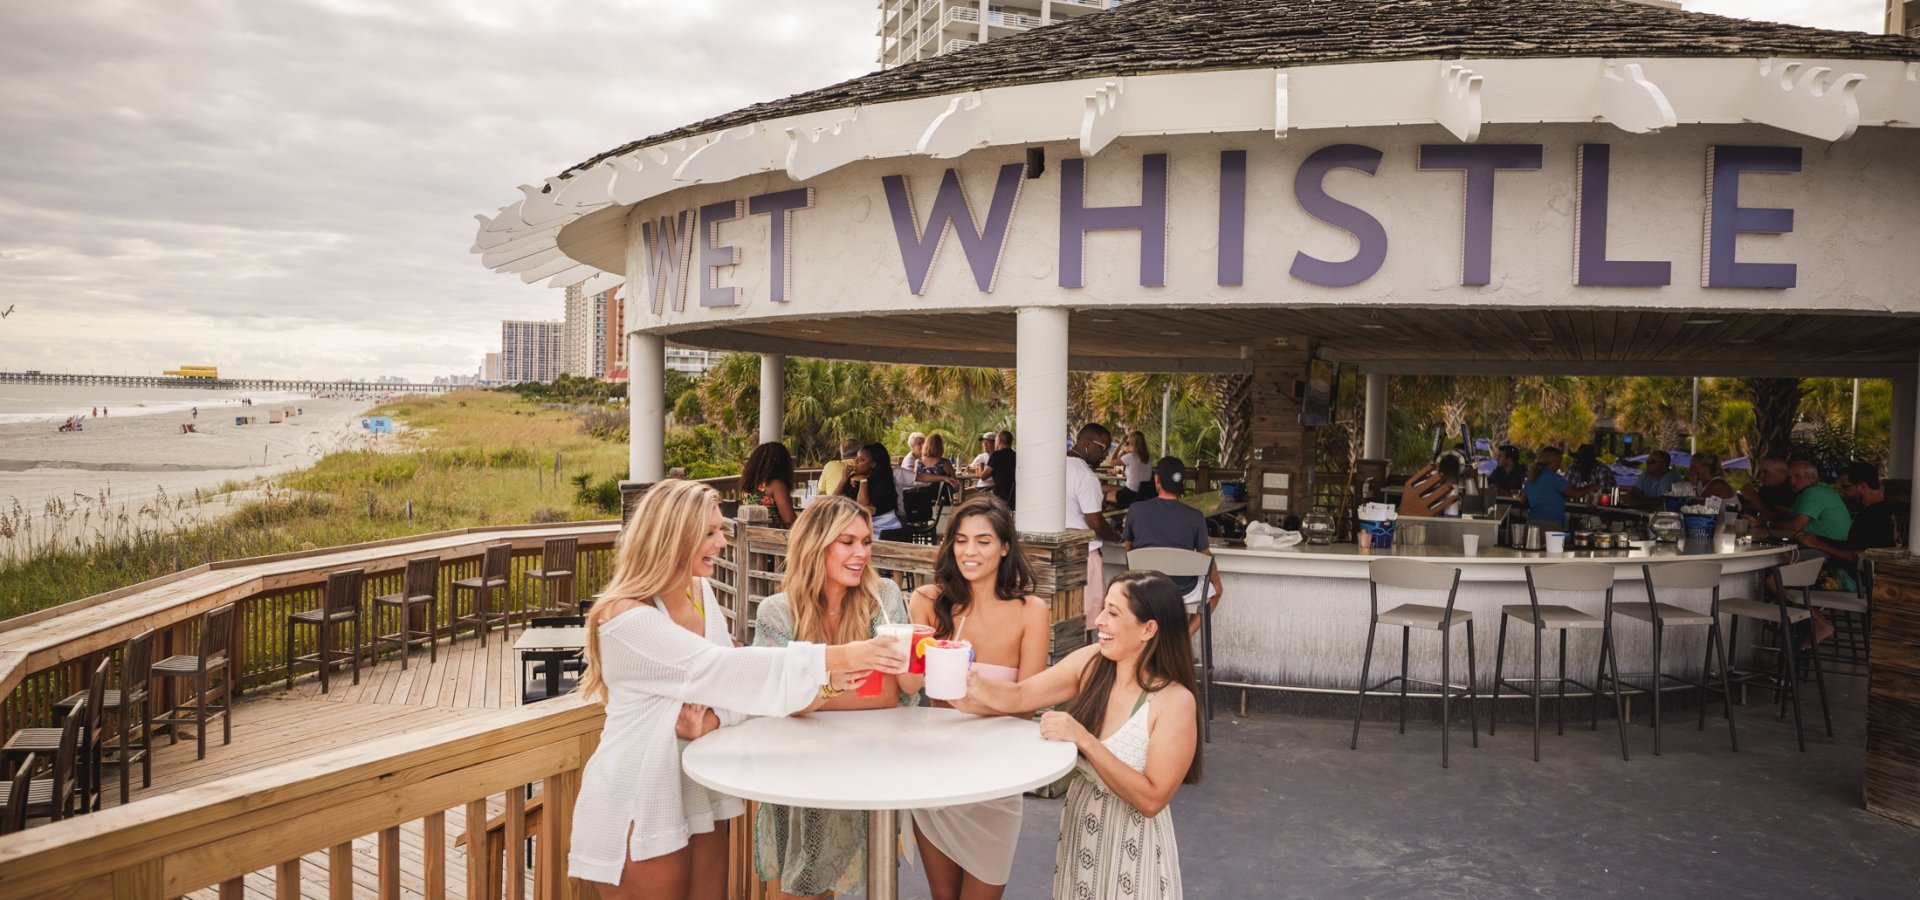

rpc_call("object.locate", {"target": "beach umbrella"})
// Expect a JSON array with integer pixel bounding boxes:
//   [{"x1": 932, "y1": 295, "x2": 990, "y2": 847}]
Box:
[{"x1": 1723, "y1": 456, "x2": 1751, "y2": 470}]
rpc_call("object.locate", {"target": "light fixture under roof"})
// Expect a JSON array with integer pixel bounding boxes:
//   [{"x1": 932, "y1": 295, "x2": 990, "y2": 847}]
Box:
[
  {"x1": 1684, "y1": 318, "x2": 1725, "y2": 325},
  {"x1": 800, "y1": 328, "x2": 822, "y2": 334},
  {"x1": 1361, "y1": 323, "x2": 1386, "y2": 330},
  {"x1": 1087, "y1": 315, "x2": 1116, "y2": 323},
  {"x1": 1528, "y1": 332, "x2": 1554, "y2": 341}
]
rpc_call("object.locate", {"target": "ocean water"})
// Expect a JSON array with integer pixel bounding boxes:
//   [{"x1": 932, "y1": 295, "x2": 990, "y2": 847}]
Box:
[{"x1": 0, "y1": 384, "x2": 318, "y2": 425}]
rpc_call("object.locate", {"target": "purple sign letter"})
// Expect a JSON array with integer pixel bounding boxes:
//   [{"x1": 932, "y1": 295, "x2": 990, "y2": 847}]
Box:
[
  {"x1": 1705, "y1": 145, "x2": 1800, "y2": 289},
  {"x1": 698, "y1": 199, "x2": 743, "y2": 308},
  {"x1": 1417, "y1": 144, "x2": 1541, "y2": 286},
  {"x1": 1218, "y1": 150, "x2": 1247, "y2": 286},
  {"x1": 1289, "y1": 144, "x2": 1388, "y2": 288},
  {"x1": 748, "y1": 188, "x2": 814, "y2": 303},
  {"x1": 1574, "y1": 144, "x2": 1671, "y2": 287},
  {"x1": 1059, "y1": 153, "x2": 1168, "y2": 288},
  {"x1": 639, "y1": 210, "x2": 695, "y2": 314},
  {"x1": 882, "y1": 163, "x2": 1025, "y2": 294}
]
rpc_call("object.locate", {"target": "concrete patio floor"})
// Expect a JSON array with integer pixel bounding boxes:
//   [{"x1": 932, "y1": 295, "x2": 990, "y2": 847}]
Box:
[{"x1": 900, "y1": 676, "x2": 1918, "y2": 899}]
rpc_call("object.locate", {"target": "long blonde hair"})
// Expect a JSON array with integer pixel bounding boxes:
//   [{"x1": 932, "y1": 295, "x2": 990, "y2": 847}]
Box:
[
  {"x1": 580, "y1": 479, "x2": 719, "y2": 703},
  {"x1": 783, "y1": 495, "x2": 882, "y2": 645}
]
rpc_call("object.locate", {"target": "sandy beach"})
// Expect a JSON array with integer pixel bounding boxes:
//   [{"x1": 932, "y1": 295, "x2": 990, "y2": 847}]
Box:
[{"x1": 0, "y1": 395, "x2": 380, "y2": 559}]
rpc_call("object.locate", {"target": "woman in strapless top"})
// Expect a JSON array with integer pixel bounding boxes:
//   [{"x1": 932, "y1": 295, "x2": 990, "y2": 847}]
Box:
[{"x1": 899, "y1": 495, "x2": 1051, "y2": 900}]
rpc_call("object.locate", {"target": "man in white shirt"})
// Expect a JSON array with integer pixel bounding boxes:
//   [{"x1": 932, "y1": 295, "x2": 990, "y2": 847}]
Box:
[
  {"x1": 969, "y1": 432, "x2": 995, "y2": 490},
  {"x1": 1065, "y1": 423, "x2": 1125, "y2": 628}
]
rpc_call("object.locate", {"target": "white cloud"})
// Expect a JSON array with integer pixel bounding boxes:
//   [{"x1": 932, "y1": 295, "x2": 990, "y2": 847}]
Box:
[{"x1": 0, "y1": 0, "x2": 1891, "y2": 380}]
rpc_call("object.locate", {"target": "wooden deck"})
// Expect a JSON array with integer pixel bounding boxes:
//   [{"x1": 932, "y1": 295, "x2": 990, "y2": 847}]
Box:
[{"x1": 99, "y1": 628, "x2": 545, "y2": 899}]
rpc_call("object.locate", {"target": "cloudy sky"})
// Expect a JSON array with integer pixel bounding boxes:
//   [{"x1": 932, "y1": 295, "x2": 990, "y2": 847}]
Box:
[{"x1": 0, "y1": 0, "x2": 1891, "y2": 381}]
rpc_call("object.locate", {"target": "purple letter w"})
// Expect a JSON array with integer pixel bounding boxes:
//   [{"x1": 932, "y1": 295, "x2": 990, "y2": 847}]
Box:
[{"x1": 882, "y1": 163, "x2": 1025, "y2": 295}]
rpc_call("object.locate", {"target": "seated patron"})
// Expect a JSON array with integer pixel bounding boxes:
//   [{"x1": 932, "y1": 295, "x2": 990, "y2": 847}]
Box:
[
  {"x1": 910, "y1": 433, "x2": 963, "y2": 492},
  {"x1": 1739, "y1": 457, "x2": 1795, "y2": 525},
  {"x1": 1784, "y1": 461, "x2": 1852, "y2": 548},
  {"x1": 818, "y1": 439, "x2": 860, "y2": 497},
  {"x1": 988, "y1": 430, "x2": 1017, "y2": 509},
  {"x1": 967, "y1": 432, "x2": 996, "y2": 489},
  {"x1": 1122, "y1": 457, "x2": 1223, "y2": 635},
  {"x1": 1687, "y1": 452, "x2": 1739, "y2": 506},
  {"x1": 1627, "y1": 449, "x2": 1684, "y2": 506},
  {"x1": 839, "y1": 443, "x2": 907, "y2": 542},
  {"x1": 740, "y1": 441, "x2": 798, "y2": 527},
  {"x1": 1563, "y1": 443, "x2": 1614, "y2": 500}
]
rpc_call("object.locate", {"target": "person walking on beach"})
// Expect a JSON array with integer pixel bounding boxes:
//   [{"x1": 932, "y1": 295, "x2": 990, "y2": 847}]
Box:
[
  {"x1": 191, "y1": 406, "x2": 198, "y2": 419},
  {"x1": 569, "y1": 480, "x2": 905, "y2": 899}
]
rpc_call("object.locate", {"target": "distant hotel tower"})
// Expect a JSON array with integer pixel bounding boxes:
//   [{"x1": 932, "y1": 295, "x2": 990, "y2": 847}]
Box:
[
  {"x1": 500, "y1": 319, "x2": 565, "y2": 384},
  {"x1": 877, "y1": 0, "x2": 1133, "y2": 67}
]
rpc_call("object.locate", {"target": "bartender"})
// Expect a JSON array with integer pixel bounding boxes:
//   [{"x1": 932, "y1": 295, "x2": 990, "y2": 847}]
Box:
[{"x1": 1522, "y1": 446, "x2": 1583, "y2": 529}]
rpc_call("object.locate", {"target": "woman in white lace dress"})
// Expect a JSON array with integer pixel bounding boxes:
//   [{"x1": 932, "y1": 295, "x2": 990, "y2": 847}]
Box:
[
  {"x1": 752, "y1": 495, "x2": 919, "y2": 899},
  {"x1": 966, "y1": 571, "x2": 1201, "y2": 900},
  {"x1": 569, "y1": 480, "x2": 905, "y2": 900},
  {"x1": 900, "y1": 496, "x2": 1051, "y2": 899}
]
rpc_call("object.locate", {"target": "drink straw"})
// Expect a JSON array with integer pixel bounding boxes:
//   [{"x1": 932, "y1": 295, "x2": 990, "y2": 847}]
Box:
[{"x1": 954, "y1": 614, "x2": 967, "y2": 642}]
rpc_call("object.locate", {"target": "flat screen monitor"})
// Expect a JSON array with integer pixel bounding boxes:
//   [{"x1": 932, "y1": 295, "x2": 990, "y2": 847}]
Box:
[{"x1": 1301, "y1": 357, "x2": 1341, "y2": 426}]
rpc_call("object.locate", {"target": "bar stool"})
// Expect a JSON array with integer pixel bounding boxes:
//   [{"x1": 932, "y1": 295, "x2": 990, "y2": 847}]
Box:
[
  {"x1": 0, "y1": 752, "x2": 33, "y2": 833},
  {"x1": 1601, "y1": 561, "x2": 1737, "y2": 756},
  {"x1": 1350, "y1": 558, "x2": 1478, "y2": 768},
  {"x1": 372, "y1": 555, "x2": 441, "y2": 669},
  {"x1": 1121, "y1": 547, "x2": 1219, "y2": 743},
  {"x1": 286, "y1": 569, "x2": 363, "y2": 694},
  {"x1": 1804, "y1": 557, "x2": 1872, "y2": 667},
  {"x1": 524, "y1": 537, "x2": 579, "y2": 615},
  {"x1": 49, "y1": 631, "x2": 154, "y2": 805},
  {"x1": 1, "y1": 711, "x2": 85, "y2": 826},
  {"x1": 153, "y1": 604, "x2": 235, "y2": 760},
  {"x1": 1491, "y1": 563, "x2": 1629, "y2": 762},
  {"x1": 453, "y1": 544, "x2": 513, "y2": 645},
  {"x1": 1721, "y1": 556, "x2": 1831, "y2": 750},
  {"x1": 4, "y1": 658, "x2": 109, "y2": 813}
]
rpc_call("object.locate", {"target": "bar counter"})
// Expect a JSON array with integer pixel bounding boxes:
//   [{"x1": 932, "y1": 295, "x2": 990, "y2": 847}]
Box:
[{"x1": 1153, "y1": 539, "x2": 1794, "y2": 697}]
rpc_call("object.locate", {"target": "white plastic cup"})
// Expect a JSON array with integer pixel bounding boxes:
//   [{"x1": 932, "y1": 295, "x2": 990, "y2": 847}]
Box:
[
  {"x1": 924, "y1": 640, "x2": 973, "y2": 701},
  {"x1": 1545, "y1": 532, "x2": 1567, "y2": 554},
  {"x1": 874, "y1": 624, "x2": 917, "y2": 674},
  {"x1": 1461, "y1": 534, "x2": 1480, "y2": 555}
]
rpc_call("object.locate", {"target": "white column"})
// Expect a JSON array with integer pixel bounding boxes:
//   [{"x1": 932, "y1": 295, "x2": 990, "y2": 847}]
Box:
[
  {"x1": 1015, "y1": 308, "x2": 1068, "y2": 536},
  {"x1": 1362, "y1": 373, "x2": 1388, "y2": 460},
  {"x1": 630, "y1": 332, "x2": 665, "y2": 482},
  {"x1": 759, "y1": 353, "x2": 785, "y2": 445},
  {"x1": 1891, "y1": 377, "x2": 1915, "y2": 479}
]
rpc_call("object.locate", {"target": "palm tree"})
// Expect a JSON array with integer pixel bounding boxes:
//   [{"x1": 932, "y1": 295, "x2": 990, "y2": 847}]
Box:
[
  {"x1": 1614, "y1": 376, "x2": 1701, "y2": 453},
  {"x1": 1743, "y1": 377, "x2": 1803, "y2": 460}
]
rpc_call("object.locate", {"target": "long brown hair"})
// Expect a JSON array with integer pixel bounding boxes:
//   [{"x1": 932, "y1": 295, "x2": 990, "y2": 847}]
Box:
[
  {"x1": 783, "y1": 495, "x2": 883, "y2": 645},
  {"x1": 580, "y1": 480, "x2": 719, "y2": 703},
  {"x1": 930, "y1": 496, "x2": 1034, "y2": 640},
  {"x1": 1066, "y1": 570, "x2": 1202, "y2": 784}
]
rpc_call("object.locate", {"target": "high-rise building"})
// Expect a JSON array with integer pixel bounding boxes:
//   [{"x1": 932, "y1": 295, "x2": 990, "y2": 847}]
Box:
[
  {"x1": 600, "y1": 285, "x2": 625, "y2": 380},
  {"x1": 481, "y1": 352, "x2": 500, "y2": 384},
  {"x1": 665, "y1": 346, "x2": 723, "y2": 376},
  {"x1": 561, "y1": 283, "x2": 611, "y2": 380},
  {"x1": 1893, "y1": 0, "x2": 1919, "y2": 38},
  {"x1": 500, "y1": 320, "x2": 565, "y2": 383},
  {"x1": 877, "y1": 0, "x2": 1132, "y2": 68}
]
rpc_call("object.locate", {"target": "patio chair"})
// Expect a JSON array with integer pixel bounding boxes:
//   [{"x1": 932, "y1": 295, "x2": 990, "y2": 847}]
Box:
[
  {"x1": 453, "y1": 544, "x2": 514, "y2": 645},
  {"x1": 524, "y1": 538, "x2": 579, "y2": 615},
  {"x1": 1350, "y1": 558, "x2": 1478, "y2": 768},
  {"x1": 900, "y1": 484, "x2": 951, "y2": 545},
  {"x1": 153, "y1": 603, "x2": 235, "y2": 760},
  {"x1": 1721, "y1": 556, "x2": 1831, "y2": 751},
  {"x1": 1491, "y1": 563, "x2": 1629, "y2": 762},
  {"x1": 286, "y1": 569, "x2": 364, "y2": 694},
  {"x1": 1121, "y1": 546, "x2": 1218, "y2": 743},
  {"x1": 4, "y1": 657, "x2": 110, "y2": 813},
  {"x1": 1600, "y1": 562, "x2": 1737, "y2": 756},
  {"x1": 372, "y1": 555, "x2": 441, "y2": 670}
]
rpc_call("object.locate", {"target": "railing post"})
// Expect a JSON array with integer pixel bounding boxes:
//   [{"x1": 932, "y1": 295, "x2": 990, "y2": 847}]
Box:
[
  {"x1": 378, "y1": 826, "x2": 401, "y2": 898},
  {"x1": 425, "y1": 811, "x2": 447, "y2": 899},
  {"x1": 466, "y1": 798, "x2": 492, "y2": 900},
  {"x1": 506, "y1": 790, "x2": 527, "y2": 900},
  {"x1": 329, "y1": 841, "x2": 354, "y2": 900},
  {"x1": 276, "y1": 859, "x2": 301, "y2": 900}
]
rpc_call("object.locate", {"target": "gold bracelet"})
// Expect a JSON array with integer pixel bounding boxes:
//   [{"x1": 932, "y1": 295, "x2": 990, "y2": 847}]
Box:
[{"x1": 818, "y1": 682, "x2": 842, "y2": 700}]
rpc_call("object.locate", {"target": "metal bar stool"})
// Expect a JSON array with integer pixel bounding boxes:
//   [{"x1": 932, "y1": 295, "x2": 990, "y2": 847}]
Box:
[
  {"x1": 372, "y1": 555, "x2": 441, "y2": 670},
  {"x1": 1722, "y1": 556, "x2": 1831, "y2": 750},
  {"x1": 5, "y1": 657, "x2": 110, "y2": 813},
  {"x1": 1122, "y1": 546, "x2": 1219, "y2": 743},
  {"x1": 153, "y1": 604, "x2": 235, "y2": 760},
  {"x1": 1492, "y1": 563, "x2": 1629, "y2": 761},
  {"x1": 1350, "y1": 558, "x2": 1478, "y2": 768},
  {"x1": 523, "y1": 538, "x2": 579, "y2": 615},
  {"x1": 453, "y1": 544, "x2": 514, "y2": 645},
  {"x1": 286, "y1": 569, "x2": 363, "y2": 694},
  {"x1": 1602, "y1": 561, "x2": 1737, "y2": 756},
  {"x1": 1804, "y1": 557, "x2": 1872, "y2": 668}
]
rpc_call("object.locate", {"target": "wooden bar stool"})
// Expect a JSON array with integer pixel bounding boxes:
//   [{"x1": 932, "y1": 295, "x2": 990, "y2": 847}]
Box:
[
  {"x1": 287, "y1": 569, "x2": 364, "y2": 693},
  {"x1": 51, "y1": 630, "x2": 156, "y2": 806},
  {"x1": 1491, "y1": 563, "x2": 1629, "y2": 762},
  {"x1": 373, "y1": 556, "x2": 441, "y2": 669},
  {"x1": 524, "y1": 538, "x2": 579, "y2": 615},
  {"x1": 1350, "y1": 558, "x2": 1478, "y2": 768},
  {"x1": 0, "y1": 752, "x2": 33, "y2": 834},
  {"x1": 453, "y1": 544, "x2": 514, "y2": 645},
  {"x1": 5, "y1": 658, "x2": 109, "y2": 813},
  {"x1": 0, "y1": 712, "x2": 85, "y2": 826},
  {"x1": 153, "y1": 604, "x2": 235, "y2": 760},
  {"x1": 1601, "y1": 561, "x2": 1737, "y2": 756},
  {"x1": 1722, "y1": 556, "x2": 1831, "y2": 751}
]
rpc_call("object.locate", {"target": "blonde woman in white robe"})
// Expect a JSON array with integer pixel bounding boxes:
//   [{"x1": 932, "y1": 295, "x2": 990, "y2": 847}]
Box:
[{"x1": 570, "y1": 479, "x2": 905, "y2": 900}]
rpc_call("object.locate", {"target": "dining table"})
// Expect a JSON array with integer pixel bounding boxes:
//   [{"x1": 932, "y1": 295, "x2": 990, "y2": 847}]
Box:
[
  {"x1": 681, "y1": 705, "x2": 1077, "y2": 900},
  {"x1": 512, "y1": 625, "x2": 586, "y2": 702}
]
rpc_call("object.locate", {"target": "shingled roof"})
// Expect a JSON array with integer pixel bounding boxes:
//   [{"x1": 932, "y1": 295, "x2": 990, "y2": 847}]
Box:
[{"x1": 560, "y1": 0, "x2": 1920, "y2": 179}]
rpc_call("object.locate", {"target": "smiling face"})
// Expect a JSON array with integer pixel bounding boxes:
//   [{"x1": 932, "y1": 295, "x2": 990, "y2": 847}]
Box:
[
  {"x1": 823, "y1": 515, "x2": 873, "y2": 592},
  {"x1": 1093, "y1": 582, "x2": 1156, "y2": 662},
  {"x1": 687, "y1": 505, "x2": 727, "y2": 579},
  {"x1": 947, "y1": 513, "x2": 1007, "y2": 585}
]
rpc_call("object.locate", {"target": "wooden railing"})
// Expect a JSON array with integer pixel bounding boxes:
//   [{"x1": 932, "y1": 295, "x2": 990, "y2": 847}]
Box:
[
  {"x1": 0, "y1": 522, "x2": 619, "y2": 746},
  {"x1": 0, "y1": 695, "x2": 602, "y2": 899}
]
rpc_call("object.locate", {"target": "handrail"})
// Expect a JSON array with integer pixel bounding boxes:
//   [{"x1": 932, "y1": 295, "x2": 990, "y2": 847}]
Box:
[{"x1": 0, "y1": 695, "x2": 603, "y2": 898}]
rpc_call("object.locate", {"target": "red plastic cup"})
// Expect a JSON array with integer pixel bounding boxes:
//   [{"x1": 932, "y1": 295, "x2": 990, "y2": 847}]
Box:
[
  {"x1": 906, "y1": 625, "x2": 937, "y2": 675},
  {"x1": 855, "y1": 669, "x2": 884, "y2": 697}
]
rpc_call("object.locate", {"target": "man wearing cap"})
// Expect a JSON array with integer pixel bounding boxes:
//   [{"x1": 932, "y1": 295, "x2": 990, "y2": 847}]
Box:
[
  {"x1": 1123, "y1": 457, "x2": 1223, "y2": 635},
  {"x1": 967, "y1": 432, "x2": 995, "y2": 491}
]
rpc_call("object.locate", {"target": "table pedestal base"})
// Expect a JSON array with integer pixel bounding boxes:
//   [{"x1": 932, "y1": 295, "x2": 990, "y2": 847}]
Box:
[{"x1": 866, "y1": 807, "x2": 898, "y2": 900}]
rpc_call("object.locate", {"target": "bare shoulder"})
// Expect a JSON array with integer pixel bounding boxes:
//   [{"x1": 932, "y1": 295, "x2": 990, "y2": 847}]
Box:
[
  {"x1": 1020, "y1": 595, "x2": 1052, "y2": 622},
  {"x1": 1150, "y1": 683, "x2": 1197, "y2": 718}
]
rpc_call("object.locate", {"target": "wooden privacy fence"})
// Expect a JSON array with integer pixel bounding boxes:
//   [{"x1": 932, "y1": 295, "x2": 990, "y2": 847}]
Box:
[
  {"x1": 0, "y1": 695, "x2": 603, "y2": 899},
  {"x1": 0, "y1": 522, "x2": 620, "y2": 747}
]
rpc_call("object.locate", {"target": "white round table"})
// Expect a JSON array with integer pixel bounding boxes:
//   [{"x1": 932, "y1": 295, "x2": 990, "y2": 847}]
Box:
[{"x1": 682, "y1": 705, "x2": 1077, "y2": 900}]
